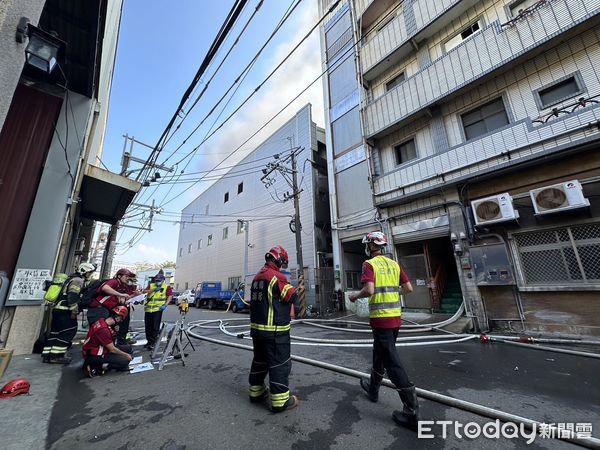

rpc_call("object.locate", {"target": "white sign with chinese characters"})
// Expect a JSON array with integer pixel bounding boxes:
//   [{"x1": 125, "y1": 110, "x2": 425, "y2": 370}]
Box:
[{"x1": 8, "y1": 268, "x2": 52, "y2": 301}]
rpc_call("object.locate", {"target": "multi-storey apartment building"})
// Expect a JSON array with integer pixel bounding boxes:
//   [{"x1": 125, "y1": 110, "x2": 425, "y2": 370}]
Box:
[
  {"x1": 175, "y1": 105, "x2": 331, "y2": 310},
  {"x1": 318, "y1": 0, "x2": 600, "y2": 335}
]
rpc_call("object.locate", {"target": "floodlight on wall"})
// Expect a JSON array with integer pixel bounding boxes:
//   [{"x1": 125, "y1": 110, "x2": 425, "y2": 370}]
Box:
[{"x1": 16, "y1": 17, "x2": 66, "y2": 74}]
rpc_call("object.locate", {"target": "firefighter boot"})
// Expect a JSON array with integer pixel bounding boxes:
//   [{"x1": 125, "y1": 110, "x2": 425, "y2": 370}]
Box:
[
  {"x1": 360, "y1": 369, "x2": 383, "y2": 402},
  {"x1": 271, "y1": 395, "x2": 299, "y2": 413},
  {"x1": 392, "y1": 385, "x2": 419, "y2": 431}
]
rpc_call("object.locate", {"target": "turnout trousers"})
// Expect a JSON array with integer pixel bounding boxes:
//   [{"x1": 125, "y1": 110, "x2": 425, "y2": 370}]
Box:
[
  {"x1": 144, "y1": 310, "x2": 163, "y2": 346},
  {"x1": 42, "y1": 309, "x2": 78, "y2": 360},
  {"x1": 85, "y1": 344, "x2": 133, "y2": 372},
  {"x1": 371, "y1": 327, "x2": 411, "y2": 389},
  {"x1": 248, "y1": 333, "x2": 292, "y2": 408}
]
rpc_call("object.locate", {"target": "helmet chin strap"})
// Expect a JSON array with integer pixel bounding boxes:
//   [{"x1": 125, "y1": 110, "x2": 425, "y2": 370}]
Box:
[{"x1": 365, "y1": 244, "x2": 371, "y2": 257}]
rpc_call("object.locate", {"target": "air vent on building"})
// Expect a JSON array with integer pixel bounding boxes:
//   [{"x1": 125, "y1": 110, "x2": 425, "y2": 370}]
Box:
[
  {"x1": 471, "y1": 193, "x2": 519, "y2": 226},
  {"x1": 530, "y1": 180, "x2": 589, "y2": 215}
]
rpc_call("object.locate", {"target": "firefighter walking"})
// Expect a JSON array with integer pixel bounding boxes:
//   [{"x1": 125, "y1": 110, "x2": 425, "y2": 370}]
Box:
[
  {"x1": 348, "y1": 231, "x2": 419, "y2": 430},
  {"x1": 248, "y1": 245, "x2": 300, "y2": 412},
  {"x1": 42, "y1": 262, "x2": 96, "y2": 364}
]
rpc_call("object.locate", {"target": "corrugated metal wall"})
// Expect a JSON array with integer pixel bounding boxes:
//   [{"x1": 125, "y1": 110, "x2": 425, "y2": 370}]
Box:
[{"x1": 0, "y1": 84, "x2": 63, "y2": 277}]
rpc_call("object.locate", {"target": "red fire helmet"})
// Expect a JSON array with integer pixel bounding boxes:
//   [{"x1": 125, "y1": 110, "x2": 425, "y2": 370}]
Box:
[{"x1": 0, "y1": 378, "x2": 30, "y2": 399}]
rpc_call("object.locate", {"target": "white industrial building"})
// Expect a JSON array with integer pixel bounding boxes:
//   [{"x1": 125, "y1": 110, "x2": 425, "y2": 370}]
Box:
[
  {"x1": 318, "y1": 0, "x2": 600, "y2": 335},
  {"x1": 175, "y1": 104, "x2": 332, "y2": 310}
]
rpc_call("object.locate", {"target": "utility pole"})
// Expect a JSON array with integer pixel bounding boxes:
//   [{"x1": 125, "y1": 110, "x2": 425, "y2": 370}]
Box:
[
  {"x1": 100, "y1": 134, "x2": 168, "y2": 277},
  {"x1": 260, "y1": 142, "x2": 306, "y2": 316},
  {"x1": 290, "y1": 149, "x2": 305, "y2": 317},
  {"x1": 238, "y1": 219, "x2": 249, "y2": 287}
]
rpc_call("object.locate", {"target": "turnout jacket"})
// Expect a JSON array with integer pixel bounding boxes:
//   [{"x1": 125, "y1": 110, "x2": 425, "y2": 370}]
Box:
[{"x1": 250, "y1": 261, "x2": 298, "y2": 337}]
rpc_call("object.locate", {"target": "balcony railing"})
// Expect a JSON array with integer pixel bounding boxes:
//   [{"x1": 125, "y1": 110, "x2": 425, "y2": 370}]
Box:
[
  {"x1": 360, "y1": 12, "x2": 407, "y2": 74},
  {"x1": 363, "y1": 0, "x2": 599, "y2": 138},
  {"x1": 372, "y1": 103, "x2": 600, "y2": 206}
]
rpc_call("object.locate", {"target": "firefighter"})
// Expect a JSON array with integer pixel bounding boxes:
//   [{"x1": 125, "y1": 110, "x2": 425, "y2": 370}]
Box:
[
  {"x1": 42, "y1": 262, "x2": 96, "y2": 364},
  {"x1": 87, "y1": 268, "x2": 136, "y2": 326},
  {"x1": 143, "y1": 269, "x2": 172, "y2": 350},
  {"x1": 82, "y1": 305, "x2": 133, "y2": 378},
  {"x1": 347, "y1": 231, "x2": 418, "y2": 430},
  {"x1": 248, "y1": 245, "x2": 300, "y2": 412}
]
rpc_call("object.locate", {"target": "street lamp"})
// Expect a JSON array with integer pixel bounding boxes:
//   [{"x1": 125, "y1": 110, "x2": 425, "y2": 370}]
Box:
[{"x1": 16, "y1": 18, "x2": 65, "y2": 74}]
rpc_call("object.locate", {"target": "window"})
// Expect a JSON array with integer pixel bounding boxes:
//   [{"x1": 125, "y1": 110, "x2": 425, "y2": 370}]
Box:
[
  {"x1": 188, "y1": 244, "x2": 192, "y2": 253},
  {"x1": 224, "y1": 192, "x2": 229, "y2": 203},
  {"x1": 207, "y1": 234, "x2": 213, "y2": 246},
  {"x1": 185, "y1": 282, "x2": 189, "y2": 290},
  {"x1": 345, "y1": 271, "x2": 362, "y2": 290},
  {"x1": 513, "y1": 223, "x2": 600, "y2": 286},
  {"x1": 179, "y1": 248, "x2": 183, "y2": 257},
  {"x1": 182, "y1": 222, "x2": 186, "y2": 230},
  {"x1": 238, "y1": 182, "x2": 243, "y2": 194},
  {"x1": 223, "y1": 227, "x2": 228, "y2": 240},
  {"x1": 535, "y1": 75, "x2": 584, "y2": 110},
  {"x1": 197, "y1": 239, "x2": 202, "y2": 250},
  {"x1": 394, "y1": 139, "x2": 417, "y2": 165},
  {"x1": 228, "y1": 276, "x2": 242, "y2": 290},
  {"x1": 461, "y1": 97, "x2": 509, "y2": 141},
  {"x1": 509, "y1": 0, "x2": 541, "y2": 17},
  {"x1": 205, "y1": 205, "x2": 209, "y2": 215},
  {"x1": 385, "y1": 72, "x2": 405, "y2": 92},
  {"x1": 444, "y1": 20, "x2": 482, "y2": 52},
  {"x1": 237, "y1": 221, "x2": 245, "y2": 234}
]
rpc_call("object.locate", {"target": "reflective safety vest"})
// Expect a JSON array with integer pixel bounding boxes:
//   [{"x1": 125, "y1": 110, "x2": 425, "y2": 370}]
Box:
[
  {"x1": 145, "y1": 282, "x2": 168, "y2": 313},
  {"x1": 367, "y1": 255, "x2": 402, "y2": 319}
]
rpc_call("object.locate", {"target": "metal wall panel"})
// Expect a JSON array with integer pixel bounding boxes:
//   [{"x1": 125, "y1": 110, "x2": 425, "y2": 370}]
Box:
[
  {"x1": 335, "y1": 161, "x2": 373, "y2": 216},
  {"x1": 0, "y1": 84, "x2": 63, "y2": 279},
  {"x1": 332, "y1": 107, "x2": 362, "y2": 155},
  {"x1": 329, "y1": 55, "x2": 359, "y2": 106}
]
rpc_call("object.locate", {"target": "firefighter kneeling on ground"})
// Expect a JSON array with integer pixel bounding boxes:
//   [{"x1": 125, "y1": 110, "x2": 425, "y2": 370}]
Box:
[
  {"x1": 248, "y1": 245, "x2": 301, "y2": 412},
  {"x1": 42, "y1": 262, "x2": 96, "y2": 364},
  {"x1": 82, "y1": 306, "x2": 133, "y2": 378}
]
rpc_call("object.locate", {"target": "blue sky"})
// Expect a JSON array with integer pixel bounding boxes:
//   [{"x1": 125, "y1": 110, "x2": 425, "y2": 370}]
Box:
[{"x1": 101, "y1": 0, "x2": 325, "y2": 266}]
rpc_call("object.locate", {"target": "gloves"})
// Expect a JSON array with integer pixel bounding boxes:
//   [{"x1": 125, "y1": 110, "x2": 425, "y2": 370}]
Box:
[{"x1": 159, "y1": 305, "x2": 167, "y2": 311}]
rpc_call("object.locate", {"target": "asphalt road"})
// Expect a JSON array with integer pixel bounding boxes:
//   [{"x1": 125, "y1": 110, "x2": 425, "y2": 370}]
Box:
[{"x1": 45, "y1": 307, "x2": 600, "y2": 449}]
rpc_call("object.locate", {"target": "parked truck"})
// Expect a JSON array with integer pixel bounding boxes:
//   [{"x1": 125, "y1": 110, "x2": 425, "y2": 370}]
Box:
[{"x1": 193, "y1": 281, "x2": 245, "y2": 311}]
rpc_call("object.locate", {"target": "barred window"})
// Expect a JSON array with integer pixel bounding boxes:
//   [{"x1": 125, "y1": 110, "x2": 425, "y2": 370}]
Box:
[
  {"x1": 228, "y1": 276, "x2": 241, "y2": 290},
  {"x1": 345, "y1": 271, "x2": 362, "y2": 290},
  {"x1": 513, "y1": 223, "x2": 600, "y2": 286}
]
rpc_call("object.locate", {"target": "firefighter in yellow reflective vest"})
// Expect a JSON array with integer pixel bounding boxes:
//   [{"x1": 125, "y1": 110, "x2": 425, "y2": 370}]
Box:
[
  {"x1": 348, "y1": 231, "x2": 419, "y2": 430},
  {"x1": 42, "y1": 262, "x2": 96, "y2": 364},
  {"x1": 143, "y1": 269, "x2": 172, "y2": 350},
  {"x1": 248, "y1": 245, "x2": 300, "y2": 412}
]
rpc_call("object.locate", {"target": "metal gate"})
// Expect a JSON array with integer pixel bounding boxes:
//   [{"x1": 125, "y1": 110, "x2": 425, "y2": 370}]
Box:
[
  {"x1": 399, "y1": 254, "x2": 432, "y2": 309},
  {"x1": 313, "y1": 267, "x2": 338, "y2": 316}
]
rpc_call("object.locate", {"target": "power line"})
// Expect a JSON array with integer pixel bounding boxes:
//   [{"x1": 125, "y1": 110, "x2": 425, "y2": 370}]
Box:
[{"x1": 135, "y1": 0, "x2": 249, "y2": 182}]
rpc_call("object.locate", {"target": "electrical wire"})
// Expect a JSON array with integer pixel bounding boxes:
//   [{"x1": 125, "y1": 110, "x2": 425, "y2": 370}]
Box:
[{"x1": 135, "y1": 0, "x2": 250, "y2": 183}]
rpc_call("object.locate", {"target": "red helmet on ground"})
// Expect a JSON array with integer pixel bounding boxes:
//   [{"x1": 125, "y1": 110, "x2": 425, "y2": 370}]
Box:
[
  {"x1": 115, "y1": 268, "x2": 135, "y2": 278},
  {"x1": 265, "y1": 245, "x2": 289, "y2": 268},
  {"x1": 0, "y1": 378, "x2": 30, "y2": 399},
  {"x1": 111, "y1": 305, "x2": 128, "y2": 321}
]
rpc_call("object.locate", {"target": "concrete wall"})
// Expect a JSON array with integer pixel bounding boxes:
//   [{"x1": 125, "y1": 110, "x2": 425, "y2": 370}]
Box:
[{"x1": 0, "y1": 0, "x2": 45, "y2": 129}]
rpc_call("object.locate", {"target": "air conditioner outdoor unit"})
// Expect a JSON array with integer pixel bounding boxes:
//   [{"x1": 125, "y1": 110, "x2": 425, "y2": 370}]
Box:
[
  {"x1": 530, "y1": 180, "x2": 589, "y2": 215},
  {"x1": 471, "y1": 193, "x2": 519, "y2": 226}
]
